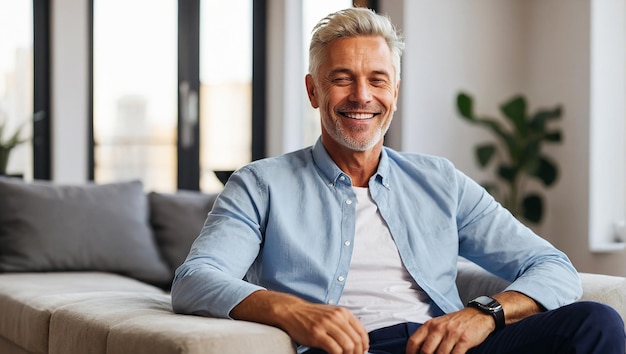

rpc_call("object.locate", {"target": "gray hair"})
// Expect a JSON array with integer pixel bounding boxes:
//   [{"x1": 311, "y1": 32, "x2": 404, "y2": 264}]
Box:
[{"x1": 308, "y1": 7, "x2": 405, "y2": 81}]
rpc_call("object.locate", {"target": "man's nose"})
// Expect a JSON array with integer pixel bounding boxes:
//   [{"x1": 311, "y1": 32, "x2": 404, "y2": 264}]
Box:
[{"x1": 349, "y1": 80, "x2": 373, "y2": 104}]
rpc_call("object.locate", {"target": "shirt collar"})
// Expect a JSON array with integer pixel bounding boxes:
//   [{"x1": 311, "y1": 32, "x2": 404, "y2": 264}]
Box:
[{"x1": 311, "y1": 137, "x2": 391, "y2": 188}]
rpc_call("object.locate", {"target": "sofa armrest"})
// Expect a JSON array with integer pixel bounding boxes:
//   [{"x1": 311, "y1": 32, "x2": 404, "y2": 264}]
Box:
[{"x1": 579, "y1": 272, "x2": 626, "y2": 321}]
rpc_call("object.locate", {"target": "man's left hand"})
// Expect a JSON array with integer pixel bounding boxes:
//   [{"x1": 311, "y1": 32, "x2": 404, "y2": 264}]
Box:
[{"x1": 405, "y1": 307, "x2": 494, "y2": 354}]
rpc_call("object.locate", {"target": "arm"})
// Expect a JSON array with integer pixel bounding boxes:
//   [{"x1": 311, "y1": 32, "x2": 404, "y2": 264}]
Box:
[
  {"x1": 403, "y1": 168, "x2": 579, "y2": 354},
  {"x1": 231, "y1": 290, "x2": 369, "y2": 354},
  {"x1": 171, "y1": 165, "x2": 369, "y2": 354}
]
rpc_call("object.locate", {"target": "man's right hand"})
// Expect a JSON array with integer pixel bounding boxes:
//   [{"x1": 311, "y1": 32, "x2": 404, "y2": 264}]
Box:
[{"x1": 230, "y1": 290, "x2": 369, "y2": 354}]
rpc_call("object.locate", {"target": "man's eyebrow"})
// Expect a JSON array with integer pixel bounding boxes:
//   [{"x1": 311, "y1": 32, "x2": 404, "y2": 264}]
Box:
[
  {"x1": 328, "y1": 68, "x2": 352, "y2": 76},
  {"x1": 327, "y1": 68, "x2": 392, "y2": 78},
  {"x1": 370, "y1": 70, "x2": 392, "y2": 78}
]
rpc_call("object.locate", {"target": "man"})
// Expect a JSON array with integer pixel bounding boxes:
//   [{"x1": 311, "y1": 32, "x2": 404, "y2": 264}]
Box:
[{"x1": 172, "y1": 7, "x2": 624, "y2": 354}]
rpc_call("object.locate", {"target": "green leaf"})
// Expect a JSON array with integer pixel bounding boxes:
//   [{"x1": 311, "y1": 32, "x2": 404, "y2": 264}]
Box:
[
  {"x1": 475, "y1": 144, "x2": 496, "y2": 167},
  {"x1": 522, "y1": 194, "x2": 543, "y2": 223},
  {"x1": 457, "y1": 92, "x2": 474, "y2": 119},
  {"x1": 544, "y1": 131, "x2": 562, "y2": 142},
  {"x1": 530, "y1": 106, "x2": 562, "y2": 130},
  {"x1": 497, "y1": 164, "x2": 517, "y2": 183},
  {"x1": 533, "y1": 156, "x2": 558, "y2": 186},
  {"x1": 501, "y1": 95, "x2": 527, "y2": 134}
]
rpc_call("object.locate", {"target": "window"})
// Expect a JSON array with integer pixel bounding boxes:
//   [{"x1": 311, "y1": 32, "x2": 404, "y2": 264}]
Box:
[
  {"x1": 199, "y1": 0, "x2": 253, "y2": 192},
  {"x1": 92, "y1": 0, "x2": 178, "y2": 191},
  {"x1": 0, "y1": 0, "x2": 33, "y2": 178},
  {"x1": 92, "y1": 0, "x2": 259, "y2": 193}
]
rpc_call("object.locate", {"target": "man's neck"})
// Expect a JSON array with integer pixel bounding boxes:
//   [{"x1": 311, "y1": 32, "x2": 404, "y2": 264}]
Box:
[{"x1": 321, "y1": 137, "x2": 382, "y2": 187}]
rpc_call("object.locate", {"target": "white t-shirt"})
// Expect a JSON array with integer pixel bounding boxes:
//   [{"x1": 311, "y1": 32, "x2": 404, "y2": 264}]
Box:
[{"x1": 338, "y1": 187, "x2": 433, "y2": 332}]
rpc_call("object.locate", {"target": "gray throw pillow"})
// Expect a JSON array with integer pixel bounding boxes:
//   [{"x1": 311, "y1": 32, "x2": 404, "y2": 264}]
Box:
[
  {"x1": 149, "y1": 191, "x2": 218, "y2": 276},
  {"x1": 0, "y1": 178, "x2": 171, "y2": 287}
]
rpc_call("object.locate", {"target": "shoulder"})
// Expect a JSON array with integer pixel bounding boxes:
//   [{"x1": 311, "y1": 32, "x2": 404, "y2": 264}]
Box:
[
  {"x1": 227, "y1": 146, "x2": 317, "y2": 190},
  {"x1": 241, "y1": 147, "x2": 313, "y2": 175},
  {"x1": 384, "y1": 147, "x2": 457, "y2": 174}
]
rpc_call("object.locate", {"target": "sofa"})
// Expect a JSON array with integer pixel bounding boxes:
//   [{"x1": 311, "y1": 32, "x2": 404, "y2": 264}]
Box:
[{"x1": 0, "y1": 178, "x2": 624, "y2": 354}]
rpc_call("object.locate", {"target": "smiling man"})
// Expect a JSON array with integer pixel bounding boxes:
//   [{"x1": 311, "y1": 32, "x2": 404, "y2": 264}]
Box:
[{"x1": 172, "y1": 8, "x2": 624, "y2": 354}]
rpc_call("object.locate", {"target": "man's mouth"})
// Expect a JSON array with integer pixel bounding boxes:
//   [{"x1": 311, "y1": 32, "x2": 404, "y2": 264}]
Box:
[{"x1": 340, "y1": 112, "x2": 377, "y2": 120}]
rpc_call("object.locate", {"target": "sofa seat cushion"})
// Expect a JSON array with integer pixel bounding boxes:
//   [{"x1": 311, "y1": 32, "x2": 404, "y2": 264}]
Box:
[
  {"x1": 50, "y1": 292, "x2": 296, "y2": 354},
  {"x1": 0, "y1": 272, "x2": 164, "y2": 354}
]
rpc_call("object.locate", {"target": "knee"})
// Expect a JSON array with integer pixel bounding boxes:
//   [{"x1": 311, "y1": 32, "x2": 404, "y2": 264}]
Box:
[{"x1": 571, "y1": 301, "x2": 624, "y2": 335}]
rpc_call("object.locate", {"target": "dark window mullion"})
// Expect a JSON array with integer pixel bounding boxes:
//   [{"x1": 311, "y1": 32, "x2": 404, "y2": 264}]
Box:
[
  {"x1": 177, "y1": 0, "x2": 201, "y2": 190},
  {"x1": 88, "y1": 0, "x2": 94, "y2": 180},
  {"x1": 33, "y1": 0, "x2": 51, "y2": 180},
  {"x1": 252, "y1": 0, "x2": 267, "y2": 161}
]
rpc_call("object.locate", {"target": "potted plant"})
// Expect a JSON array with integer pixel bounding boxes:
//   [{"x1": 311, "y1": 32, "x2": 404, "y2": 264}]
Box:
[
  {"x1": 0, "y1": 118, "x2": 29, "y2": 176},
  {"x1": 456, "y1": 92, "x2": 563, "y2": 223}
]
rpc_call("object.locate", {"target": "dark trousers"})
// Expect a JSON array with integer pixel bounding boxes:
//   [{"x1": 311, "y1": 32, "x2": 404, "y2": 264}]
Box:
[{"x1": 304, "y1": 301, "x2": 625, "y2": 354}]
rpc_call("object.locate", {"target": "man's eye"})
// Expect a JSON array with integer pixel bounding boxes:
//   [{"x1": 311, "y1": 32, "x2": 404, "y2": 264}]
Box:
[{"x1": 333, "y1": 78, "x2": 351, "y2": 84}]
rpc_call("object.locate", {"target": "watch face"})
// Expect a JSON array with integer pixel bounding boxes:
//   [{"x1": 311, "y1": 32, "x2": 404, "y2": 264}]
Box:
[
  {"x1": 472, "y1": 296, "x2": 502, "y2": 310},
  {"x1": 474, "y1": 296, "x2": 496, "y2": 306}
]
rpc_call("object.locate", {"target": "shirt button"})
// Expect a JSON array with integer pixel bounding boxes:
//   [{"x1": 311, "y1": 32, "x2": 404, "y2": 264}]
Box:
[
  {"x1": 337, "y1": 276, "x2": 345, "y2": 282},
  {"x1": 344, "y1": 241, "x2": 351, "y2": 246},
  {"x1": 328, "y1": 182, "x2": 334, "y2": 188},
  {"x1": 345, "y1": 199, "x2": 352, "y2": 205},
  {"x1": 339, "y1": 176, "x2": 346, "y2": 181},
  {"x1": 327, "y1": 300, "x2": 335, "y2": 305}
]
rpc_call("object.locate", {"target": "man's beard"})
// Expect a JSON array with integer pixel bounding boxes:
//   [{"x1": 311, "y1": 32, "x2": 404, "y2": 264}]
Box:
[{"x1": 322, "y1": 114, "x2": 390, "y2": 151}]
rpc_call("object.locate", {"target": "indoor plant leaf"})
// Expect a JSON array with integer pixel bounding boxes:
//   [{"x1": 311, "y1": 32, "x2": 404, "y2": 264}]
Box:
[
  {"x1": 544, "y1": 130, "x2": 562, "y2": 142},
  {"x1": 500, "y1": 95, "x2": 527, "y2": 134},
  {"x1": 475, "y1": 144, "x2": 496, "y2": 167},
  {"x1": 530, "y1": 106, "x2": 562, "y2": 131},
  {"x1": 457, "y1": 92, "x2": 474, "y2": 120},
  {"x1": 533, "y1": 156, "x2": 558, "y2": 186},
  {"x1": 522, "y1": 194, "x2": 543, "y2": 223},
  {"x1": 497, "y1": 164, "x2": 518, "y2": 183}
]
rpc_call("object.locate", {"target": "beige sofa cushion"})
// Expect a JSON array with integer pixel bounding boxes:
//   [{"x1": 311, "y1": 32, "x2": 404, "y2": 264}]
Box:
[
  {"x1": 0, "y1": 272, "x2": 164, "y2": 354},
  {"x1": 50, "y1": 291, "x2": 295, "y2": 354}
]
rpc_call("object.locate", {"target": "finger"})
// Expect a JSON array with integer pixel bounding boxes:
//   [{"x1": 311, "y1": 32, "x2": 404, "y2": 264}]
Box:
[
  {"x1": 419, "y1": 331, "x2": 444, "y2": 354},
  {"x1": 406, "y1": 326, "x2": 428, "y2": 354},
  {"x1": 347, "y1": 314, "x2": 370, "y2": 353},
  {"x1": 317, "y1": 310, "x2": 367, "y2": 354},
  {"x1": 324, "y1": 322, "x2": 364, "y2": 354}
]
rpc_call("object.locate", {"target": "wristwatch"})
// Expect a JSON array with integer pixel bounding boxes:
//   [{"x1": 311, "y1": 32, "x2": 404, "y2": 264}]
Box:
[{"x1": 467, "y1": 295, "x2": 505, "y2": 331}]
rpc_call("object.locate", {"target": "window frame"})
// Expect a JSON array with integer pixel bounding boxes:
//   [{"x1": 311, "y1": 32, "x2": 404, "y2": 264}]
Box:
[{"x1": 33, "y1": 0, "x2": 52, "y2": 180}]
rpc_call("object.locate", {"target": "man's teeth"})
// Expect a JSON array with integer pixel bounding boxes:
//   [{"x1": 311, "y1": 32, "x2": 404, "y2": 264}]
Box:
[{"x1": 344, "y1": 113, "x2": 375, "y2": 119}]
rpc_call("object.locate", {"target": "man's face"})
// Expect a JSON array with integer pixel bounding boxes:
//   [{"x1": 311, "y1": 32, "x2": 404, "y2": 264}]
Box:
[{"x1": 306, "y1": 35, "x2": 399, "y2": 152}]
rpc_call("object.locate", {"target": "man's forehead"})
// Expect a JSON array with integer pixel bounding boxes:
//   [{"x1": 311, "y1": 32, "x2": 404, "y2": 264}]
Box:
[{"x1": 322, "y1": 36, "x2": 395, "y2": 73}]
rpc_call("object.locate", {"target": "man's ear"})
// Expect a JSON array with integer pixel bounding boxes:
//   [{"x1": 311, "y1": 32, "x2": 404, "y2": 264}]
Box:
[{"x1": 305, "y1": 74, "x2": 319, "y2": 108}]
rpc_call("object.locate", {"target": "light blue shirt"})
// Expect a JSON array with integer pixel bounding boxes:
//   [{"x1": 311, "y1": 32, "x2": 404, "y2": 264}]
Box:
[{"x1": 172, "y1": 138, "x2": 581, "y2": 323}]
